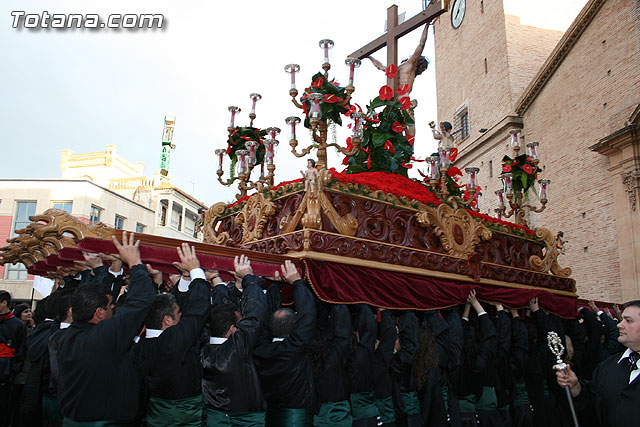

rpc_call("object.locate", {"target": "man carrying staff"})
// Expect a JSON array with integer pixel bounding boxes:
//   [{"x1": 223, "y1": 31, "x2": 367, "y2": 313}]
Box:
[
  {"x1": 556, "y1": 300, "x2": 640, "y2": 426},
  {"x1": 56, "y1": 232, "x2": 156, "y2": 426}
]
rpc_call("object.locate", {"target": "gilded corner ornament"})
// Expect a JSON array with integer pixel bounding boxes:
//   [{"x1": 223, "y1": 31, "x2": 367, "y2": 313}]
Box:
[
  {"x1": 415, "y1": 204, "x2": 492, "y2": 258},
  {"x1": 528, "y1": 227, "x2": 572, "y2": 278},
  {"x1": 234, "y1": 193, "x2": 276, "y2": 245},
  {"x1": 202, "y1": 202, "x2": 231, "y2": 245}
]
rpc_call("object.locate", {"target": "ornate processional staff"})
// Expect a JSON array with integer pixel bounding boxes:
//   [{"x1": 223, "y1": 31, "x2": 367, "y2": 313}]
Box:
[{"x1": 547, "y1": 331, "x2": 580, "y2": 427}]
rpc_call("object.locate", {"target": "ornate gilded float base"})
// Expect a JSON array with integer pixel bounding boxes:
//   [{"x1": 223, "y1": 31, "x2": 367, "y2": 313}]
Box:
[
  {"x1": 415, "y1": 203, "x2": 492, "y2": 258},
  {"x1": 529, "y1": 227, "x2": 572, "y2": 278}
]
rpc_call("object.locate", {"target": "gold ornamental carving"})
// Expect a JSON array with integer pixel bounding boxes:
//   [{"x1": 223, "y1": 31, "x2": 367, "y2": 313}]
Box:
[
  {"x1": 529, "y1": 227, "x2": 572, "y2": 278},
  {"x1": 202, "y1": 202, "x2": 231, "y2": 245},
  {"x1": 234, "y1": 193, "x2": 277, "y2": 245},
  {"x1": 0, "y1": 209, "x2": 115, "y2": 268},
  {"x1": 415, "y1": 204, "x2": 492, "y2": 258},
  {"x1": 280, "y1": 169, "x2": 357, "y2": 236}
]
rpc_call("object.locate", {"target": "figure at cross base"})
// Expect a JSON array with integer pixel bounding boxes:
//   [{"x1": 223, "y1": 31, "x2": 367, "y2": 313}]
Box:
[{"x1": 368, "y1": 22, "x2": 431, "y2": 137}]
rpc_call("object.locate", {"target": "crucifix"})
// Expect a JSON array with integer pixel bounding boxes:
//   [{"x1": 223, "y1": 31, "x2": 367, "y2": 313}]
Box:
[{"x1": 349, "y1": 1, "x2": 447, "y2": 94}]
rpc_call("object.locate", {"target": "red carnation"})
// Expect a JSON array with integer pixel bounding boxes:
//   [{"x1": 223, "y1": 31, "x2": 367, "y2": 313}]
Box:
[
  {"x1": 367, "y1": 155, "x2": 372, "y2": 169},
  {"x1": 397, "y1": 84, "x2": 411, "y2": 95},
  {"x1": 502, "y1": 164, "x2": 512, "y2": 172},
  {"x1": 392, "y1": 122, "x2": 404, "y2": 133},
  {"x1": 379, "y1": 85, "x2": 393, "y2": 101},
  {"x1": 522, "y1": 164, "x2": 534, "y2": 174},
  {"x1": 345, "y1": 105, "x2": 356, "y2": 117},
  {"x1": 312, "y1": 76, "x2": 324, "y2": 89},
  {"x1": 385, "y1": 64, "x2": 398, "y2": 79},
  {"x1": 406, "y1": 134, "x2": 415, "y2": 146},
  {"x1": 398, "y1": 96, "x2": 411, "y2": 110},
  {"x1": 342, "y1": 156, "x2": 349, "y2": 165},
  {"x1": 449, "y1": 147, "x2": 459, "y2": 162}
]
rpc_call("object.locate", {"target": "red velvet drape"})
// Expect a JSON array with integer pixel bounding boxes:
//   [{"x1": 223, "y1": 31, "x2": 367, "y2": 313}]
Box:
[{"x1": 304, "y1": 259, "x2": 577, "y2": 318}]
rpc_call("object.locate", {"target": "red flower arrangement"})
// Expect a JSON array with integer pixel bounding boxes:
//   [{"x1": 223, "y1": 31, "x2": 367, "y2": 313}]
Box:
[{"x1": 501, "y1": 154, "x2": 541, "y2": 193}]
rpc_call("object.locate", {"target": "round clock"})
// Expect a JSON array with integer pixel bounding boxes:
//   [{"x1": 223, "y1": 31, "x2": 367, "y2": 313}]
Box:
[{"x1": 451, "y1": 0, "x2": 466, "y2": 29}]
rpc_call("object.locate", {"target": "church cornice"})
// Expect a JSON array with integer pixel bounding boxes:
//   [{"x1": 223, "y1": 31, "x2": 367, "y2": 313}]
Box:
[{"x1": 515, "y1": 0, "x2": 607, "y2": 116}]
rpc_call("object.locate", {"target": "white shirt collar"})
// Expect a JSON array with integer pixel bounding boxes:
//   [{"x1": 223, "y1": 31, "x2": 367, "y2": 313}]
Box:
[
  {"x1": 209, "y1": 336, "x2": 228, "y2": 345},
  {"x1": 60, "y1": 322, "x2": 71, "y2": 329},
  {"x1": 617, "y1": 348, "x2": 640, "y2": 384},
  {"x1": 272, "y1": 337, "x2": 285, "y2": 342},
  {"x1": 145, "y1": 328, "x2": 163, "y2": 338}
]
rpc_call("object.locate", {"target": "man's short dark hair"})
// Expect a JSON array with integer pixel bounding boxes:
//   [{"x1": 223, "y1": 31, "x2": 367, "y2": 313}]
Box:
[
  {"x1": 0, "y1": 290, "x2": 11, "y2": 306},
  {"x1": 415, "y1": 56, "x2": 430, "y2": 76},
  {"x1": 210, "y1": 304, "x2": 238, "y2": 338},
  {"x1": 441, "y1": 121, "x2": 453, "y2": 132},
  {"x1": 71, "y1": 283, "x2": 109, "y2": 323},
  {"x1": 47, "y1": 288, "x2": 74, "y2": 322},
  {"x1": 270, "y1": 308, "x2": 295, "y2": 338},
  {"x1": 624, "y1": 300, "x2": 640, "y2": 310},
  {"x1": 145, "y1": 294, "x2": 177, "y2": 330}
]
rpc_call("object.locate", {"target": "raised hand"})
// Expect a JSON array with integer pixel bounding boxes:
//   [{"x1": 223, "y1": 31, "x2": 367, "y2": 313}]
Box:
[
  {"x1": 280, "y1": 260, "x2": 301, "y2": 284},
  {"x1": 173, "y1": 243, "x2": 200, "y2": 272},
  {"x1": 146, "y1": 264, "x2": 163, "y2": 286},
  {"x1": 528, "y1": 296, "x2": 539, "y2": 313},
  {"x1": 111, "y1": 232, "x2": 141, "y2": 268},
  {"x1": 588, "y1": 299, "x2": 599, "y2": 313},
  {"x1": 234, "y1": 255, "x2": 253, "y2": 279},
  {"x1": 80, "y1": 251, "x2": 103, "y2": 269}
]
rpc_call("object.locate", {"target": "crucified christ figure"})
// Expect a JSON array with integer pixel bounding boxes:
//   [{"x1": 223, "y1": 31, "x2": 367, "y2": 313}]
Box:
[
  {"x1": 368, "y1": 22, "x2": 431, "y2": 137},
  {"x1": 368, "y1": 22, "x2": 431, "y2": 98}
]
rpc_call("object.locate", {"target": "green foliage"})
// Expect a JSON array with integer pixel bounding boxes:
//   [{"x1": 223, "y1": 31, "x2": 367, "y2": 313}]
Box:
[
  {"x1": 226, "y1": 126, "x2": 268, "y2": 164},
  {"x1": 344, "y1": 95, "x2": 414, "y2": 176},
  {"x1": 501, "y1": 154, "x2": 541, "y2": 194},
  {"x1": 300, "y1": 72, "x2": 350, "y2": 129}
]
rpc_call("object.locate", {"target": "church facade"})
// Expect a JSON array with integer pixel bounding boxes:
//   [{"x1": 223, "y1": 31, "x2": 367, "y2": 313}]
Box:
[{"x1": 433, "y1": 0, "x2": 640, "y2": 302}]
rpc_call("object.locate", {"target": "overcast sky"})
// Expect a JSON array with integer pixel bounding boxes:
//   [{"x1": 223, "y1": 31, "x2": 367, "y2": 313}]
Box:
[{"x1": 0, "y1": 0, "x2": 586, "y2": 206}]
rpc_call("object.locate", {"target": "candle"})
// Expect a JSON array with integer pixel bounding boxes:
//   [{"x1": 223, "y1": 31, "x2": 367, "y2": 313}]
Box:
[
  {"x1": 215, "y1": 149, "x2": 225, "y2": 172},
  {"x1": 428, "y1": 156, "x2": 440, "y2": 180},
  {"x1": 527, "y1": 141, "x2": 539, "y2": 160},
  {"x1": 345, "y1": 57, "x2": 361, "y2": 87},
  {"x1": 438, "y1": 148, "x2": 451, "y2": 169},
  {"x1": 246, "y1": 141, "x2": 257, "y2": 165},
  {"x1": 495, "y1": 208, "x2": 503, "y2": 220},
  {"x1": 318, "y1": 39, "x2": 334, "y2": 65},
  {"x1": 465, "y1": 167, "x2": 480, "y2": 188},
  {"x1": 538, "y1": 179, "x2": 550, "y2": 200},
  {"x1": 285, "y1": 117, "x2": 301, "y2": 141},
  {"x1": 236, "y1": 149, "x2": 249, "y2": 175},
  {"x1": 352, "y1": 112, "x2": 365, "y2": 139},
  {"x1": 509, "y1": 129, "x2": 521, "y2": 148},
  {"x1": 260, "y1": 162, "x2": 265, "y2": 177},
  {"x1": 308, "y1": 93, "x2": 324, "y2": 119},
  {"x1": 249, "y1": 93, "x2": 262, "y2": 116},
  {"x1": 502, "y1": 173, "x2": 513, "y2": 194},
  {"x1": 495, "y1": 189, "x2": 505, "y2": 207},
  {"x1": 284, "y1": 64, "x2": 300, "y2": 90},
  {"x1": 228, "y1": 106, "x2": 240, "y2": 128}
]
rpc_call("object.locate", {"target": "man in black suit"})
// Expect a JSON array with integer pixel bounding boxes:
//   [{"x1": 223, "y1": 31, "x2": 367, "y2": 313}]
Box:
[{"x1": 556, "y1": 300, "x2": 640, "y2": 426}]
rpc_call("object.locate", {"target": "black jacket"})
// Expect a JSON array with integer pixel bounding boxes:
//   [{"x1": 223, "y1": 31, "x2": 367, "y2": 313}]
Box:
[
  {"x1": 56, "y1": 264, "x2": 156, "y2": 422},
  {"x1": 458, "y1": 313, "x2": 497, "y2": 398},
  {"x1": 315, "y1": 304, "x2": 351, "y2": 404},
  {"x1": 254, "y1": 279, "x2": 316, "y2": 409},
  {"x1": 373, "y1": 309, "x2": 397, "y2": 399},
  {"x1": 348, "y1": 305, "x2": 377, "y2": 395},
  {"x1": 136, "y1": 277, "x2": 210, "y2": 401},
  {"x1": 0, "y1": 311, "x2": 26, "y2": 382},
  {"x1": 573, "y1": 350, "x2": 640, "y2": 427},
  {"x1": 201, "y1": 275, "x2": 267, "y2": 413}
]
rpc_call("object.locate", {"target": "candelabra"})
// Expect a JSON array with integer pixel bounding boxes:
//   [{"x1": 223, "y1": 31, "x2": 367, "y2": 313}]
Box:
[
  {"x1": 495, "y1": 130, "x2": 549, "y2": 226},
  {"x1": 284, "y1": 39, "x2": 361, "y2": 170},
  {"x1": 424, "y1": 147, "x2": 480, "y2": 210},
  {"x1": 215, "y1": 97, "x2": 280, "y2": 200}
]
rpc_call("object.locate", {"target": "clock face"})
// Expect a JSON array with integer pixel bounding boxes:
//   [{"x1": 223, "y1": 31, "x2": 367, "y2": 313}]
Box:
[{"x1": 451, "y1": 0, "x2": 466, "y2": 29}]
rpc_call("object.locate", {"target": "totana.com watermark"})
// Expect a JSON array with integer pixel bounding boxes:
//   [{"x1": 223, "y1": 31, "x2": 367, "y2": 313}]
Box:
[{"x1": 11, "y1": 11, "x2": 164, "y2": 29}]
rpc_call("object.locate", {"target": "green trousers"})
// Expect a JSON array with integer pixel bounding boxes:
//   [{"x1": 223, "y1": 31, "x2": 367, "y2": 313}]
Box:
[
  {"x1": 265, "y1": 405, "x2": 313, "y2": 426},
  {"x1": 206, "y1": 408, "x2": 266, "y2": 426},
  {"x1": 374, "y1": 396, "x2": 396, "y2": 423},
  {"x1": 62, "y1": 419, "x2": 134, "y2": 427},
  {"x1": 145, "y1": 395, "x2": 203, "y2": 427},
  {"x1": 349, "y1": 392, "x2": 379, "y2": 421},
  {"x1": 313, "y1": 400, "x2": 352, "y2": 427}
]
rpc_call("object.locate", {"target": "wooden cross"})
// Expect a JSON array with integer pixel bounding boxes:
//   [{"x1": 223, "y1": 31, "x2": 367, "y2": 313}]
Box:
[{"x1": 349, "y1": 1, "x2": 447, "y2": 93}]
